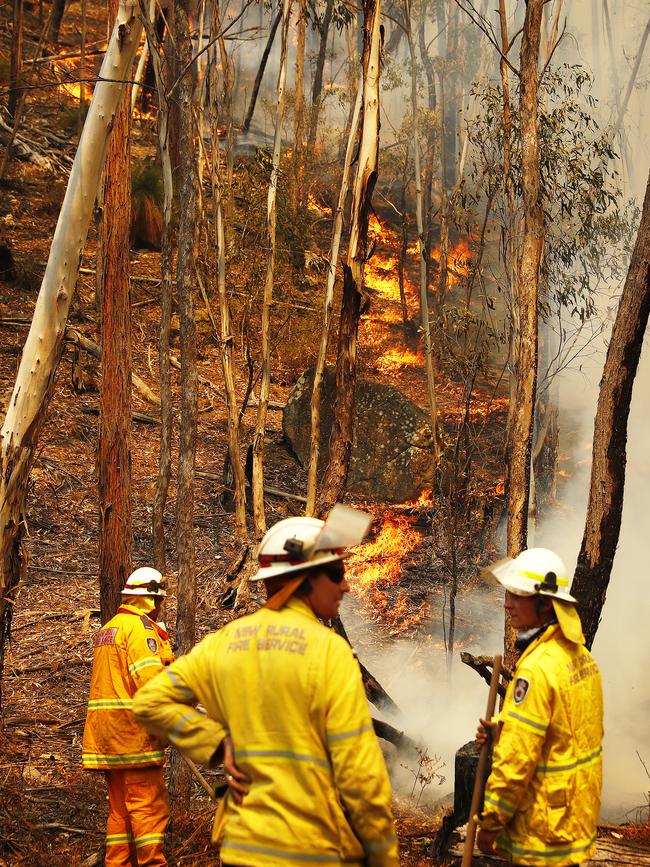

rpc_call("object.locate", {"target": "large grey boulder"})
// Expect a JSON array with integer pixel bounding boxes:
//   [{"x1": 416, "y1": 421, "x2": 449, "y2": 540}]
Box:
[{"x1": 282, "y1": 368, "x2": 434, "y2": 502}]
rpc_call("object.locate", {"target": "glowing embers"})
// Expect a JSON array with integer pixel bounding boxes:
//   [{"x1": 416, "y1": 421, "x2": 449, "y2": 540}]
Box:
[
  {"x1": 346, "y1": 510, "x2": 430, "y2": 635},
  {"x1": 438, "y1": 382, "x2": 509, "y2": 424},
  {"x1": 53, "y1": 57, "x2": 85, "y2": 102},
  {"x1": 307, "y1": 193, "x2": 332, "y2": 218}
]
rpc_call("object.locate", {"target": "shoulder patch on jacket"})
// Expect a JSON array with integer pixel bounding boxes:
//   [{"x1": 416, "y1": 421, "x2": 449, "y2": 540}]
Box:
[
  {"x1": 513, "y1": 676, "x2": 530, "y2": 704},
  {"x1": 140, "y1": 615, "x2": 154, "y2": 630},
  {"x1": 95, "y1": 627, "x2": 118, "y2": 647},
  {"x1": 146, "y1": 637, "x2": 159, "y2": 653}
]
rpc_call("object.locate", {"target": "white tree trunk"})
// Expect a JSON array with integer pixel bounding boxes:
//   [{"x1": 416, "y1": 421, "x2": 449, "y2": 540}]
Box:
[
  {"x1": 405, "y1": 0, "x2": 438, "y2": 462},
  {"x1": 251, "y1": 0, "x2": 292, "y2": 533},
  {"x1": 306, "y1": 82, "x2": 362, "y2": 515},
  {"x1": 0, "y1": 0, "x2": 142, "y2": 704}
]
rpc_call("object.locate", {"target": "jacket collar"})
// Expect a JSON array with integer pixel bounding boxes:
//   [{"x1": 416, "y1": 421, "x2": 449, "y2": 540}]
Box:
[
  {"x1": 118, "y1": 603, "x2": 169, "y2": 640},
  {"x1": 284, "y1": 595, "x2": 319, "y2": 622},
  {"x1": 517, "y1": 622, "x2": 561, "y2": 666}
]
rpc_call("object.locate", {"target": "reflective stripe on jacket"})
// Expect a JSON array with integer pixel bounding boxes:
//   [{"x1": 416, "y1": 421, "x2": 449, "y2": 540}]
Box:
[
  {"x1": 133, "y1": 596, "x2": 398, "y2": 867},
  {"x1": 82, "y1": 604, "x2": 174, "y2": 769},
  {"x1": 480, "y1": 623, "x2": 603, "y2": 867}
]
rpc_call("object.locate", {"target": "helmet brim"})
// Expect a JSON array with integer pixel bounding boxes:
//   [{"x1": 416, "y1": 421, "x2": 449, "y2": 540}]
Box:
[
  {"x1": 250, "y1": 551, "x2": 345, "y2": 582},
  {"x1": 121, "y1": 588, "x2": 167, "y2": 598},
  {"x1": 482, "y1": 557, "x2": 577, "y2": 603}
]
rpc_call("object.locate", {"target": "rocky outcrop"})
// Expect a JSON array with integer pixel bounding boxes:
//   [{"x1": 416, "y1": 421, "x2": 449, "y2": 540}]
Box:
[{"x1": 282, "y1": 368, "x2": 434, "y2": 502}]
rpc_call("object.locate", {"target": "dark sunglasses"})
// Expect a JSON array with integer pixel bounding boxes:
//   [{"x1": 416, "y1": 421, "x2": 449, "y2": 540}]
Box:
[
  {"x1": 131, "y1": 579, "x2": 166, "y2": 593},
  {"x1": 322, "y1": 562, "x2": 345, "y2": 584}
]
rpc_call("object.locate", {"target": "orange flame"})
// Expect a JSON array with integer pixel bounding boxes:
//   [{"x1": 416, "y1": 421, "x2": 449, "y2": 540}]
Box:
[
  {"x1": 54, "y1": 59, "x2": 84, "y2": 102},
  {"x1": 307, "y1": 193, "x2": 332, "y2": 217},
  {"x1": 347, "y1": 511, "x2": 430, "y2": 634}
]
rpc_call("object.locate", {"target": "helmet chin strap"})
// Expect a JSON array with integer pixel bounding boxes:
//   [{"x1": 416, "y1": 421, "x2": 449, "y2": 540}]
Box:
[{"x1": 264, "y1": 576, "x2": 305, "y2": 610}]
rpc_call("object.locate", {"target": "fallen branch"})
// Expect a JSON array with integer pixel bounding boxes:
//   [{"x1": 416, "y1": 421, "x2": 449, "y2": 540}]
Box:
[
  {"x1": 0, "y1": 115, "x2": 53, "y2": 171},
  {"x1": 460, "y1": 651, "x2": 512, "y2": 698},
  {"x1": 65, "y1": 327, "x2": 161, "y2": 406},
  {"x1": 196, "y1": 470, "x2": 307, "y2": 504},
  {"x1": 81, "y1": 405, "x2": 160, "y2": 425},
  {"x1": 332, "y1": 616, "x2": 401, "y2": 716}
]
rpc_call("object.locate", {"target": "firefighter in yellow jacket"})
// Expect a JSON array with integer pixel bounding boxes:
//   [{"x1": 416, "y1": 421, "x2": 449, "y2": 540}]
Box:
[
  {"x1": 134, "y1": 506, "x2": 399, "y2": 867},
  {"x1": 476, "y1": 548, "x2": 603, "y2": 867},
  {"x1": 83, "y1": 567, "x2": 174, "y2": 866}
]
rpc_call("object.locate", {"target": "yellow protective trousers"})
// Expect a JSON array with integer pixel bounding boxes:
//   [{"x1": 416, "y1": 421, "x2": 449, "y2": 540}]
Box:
[{"x1": 104, "y1": 766, "x2": 169, "y2": 866}]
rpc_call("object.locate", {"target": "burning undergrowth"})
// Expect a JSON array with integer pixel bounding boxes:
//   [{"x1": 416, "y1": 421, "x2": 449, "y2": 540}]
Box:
[{"x1": 345, "y1": 499, "x2": 441, "y2": 637}]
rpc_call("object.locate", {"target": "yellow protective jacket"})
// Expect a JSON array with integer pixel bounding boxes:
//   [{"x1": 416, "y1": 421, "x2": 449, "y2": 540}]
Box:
[
  {"x1": 82, "y1": 603, "x2": 174, "y2": 770},
  {"x1": 480, "y1": 623, "x2": 603, "y2": 866},
  {"x1": 133, "y1": 596, "x2": 398, "y2": 867}
]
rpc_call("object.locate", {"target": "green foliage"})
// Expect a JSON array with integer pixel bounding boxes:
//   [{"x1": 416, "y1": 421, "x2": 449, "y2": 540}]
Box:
[
  {"x1": 306, "y1": 0, "x2": 353, "y2": 33},
  {"x1": 131, "y1": 161, "x2": 164, "y2": 207},
  {"x1": 464, "y1": 64, "x2": 635, "y2": 323}
]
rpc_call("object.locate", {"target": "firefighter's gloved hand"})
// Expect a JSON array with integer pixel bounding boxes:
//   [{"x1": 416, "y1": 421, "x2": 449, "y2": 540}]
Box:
[
  {"x1": 476, "y1": 717, "x2": 498, "y2": 747},
  {"x1": 477, "y1": 828, "x2": 498, "y2": 855},
  {"x1": 223, "y1": 735, "x2": 250, "y2": 805}
]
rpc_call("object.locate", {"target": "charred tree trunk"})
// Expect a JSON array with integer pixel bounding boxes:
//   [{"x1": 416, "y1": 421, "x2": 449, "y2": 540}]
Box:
[
  {"x1": 571, "y1": 173, "x2": 650, "y2": 649},
  {"x1": 505, "y1": 0, "x2": 544, "y2": 665},
  {"x1": 251, "y1": 0, "x2": 292, "y2": 533},
  {"x1": 210, "y1": 0, "x2": 246, "y2": 537},
  {"x1": 48, "y1": 0, "x2": 67, "y2": 45},
  {"x1": 317, "y1": 0, "x2": 382, "y2": 514},
  {"x1": 241, "y1": 11, "x2": 281, "y2": 132},
  {"x1": 405, "y1": 0, "x2": 438, "y2": 462},
  {"x1": 174, "y1": 0, "x2": 198, "y2": 658},
  {"x1": 307, "y1": 0, "x2": 335, "y2": 154},
  {"x1": 0, "y1": 0, "x2": 142, "y2": 714},
  {"x1": 306, "y1": 82, "x2": 362, "y2": 515},
  {"x1": 98, "y1": 0, "x2": 133, "y2": 623},
  {"x1": 292, "y1": 0, "x2": 307, "y2": 214},
  {"x1": 8, "y1": 0, "x2": 24, "y2": 120}
]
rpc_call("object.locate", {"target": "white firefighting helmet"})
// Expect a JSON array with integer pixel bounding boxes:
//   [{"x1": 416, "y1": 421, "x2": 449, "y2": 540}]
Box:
[
  {"x1": 483, "y1": 548, "x2": 577, "y2": 604},
  {"x1": 250, "y1": 504, "x2": 372, "y2": 582},
  {"x1": 122, "y1": 567, "x2": 167, "y2": 597}
]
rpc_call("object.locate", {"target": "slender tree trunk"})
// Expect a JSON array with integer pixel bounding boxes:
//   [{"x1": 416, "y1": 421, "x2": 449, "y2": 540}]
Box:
[
  {"x1": 252, "y1": 0, "x2": 292, "y2": 533},
  {"x1": 48, "y1": 0, "x2": 67, "y2": 45},
  {"x1": 9, "y1": 0, "x2": 24, "y2": 120},
  {"x1": 306, "y1": 82, "x2": 362, "y2": 515},
  {"x1": 317, "y1": 0, "x2": 382, "y2": 515},
  {"x1": 405, "y1": 0, "x2": 438, "y2": 461},
  {"x1": 571, "y1": 173, "x2": 650, "y2": 649},
  {"x1": 98, "y1": 0, "x2": 133, "y2": 624},
  {"x1": 397, "y1": 143, "x2": 410, "y2": 330},
  {"x1": 307, "y1": 0, "x2": 335, "y2": 154},
  {"x1": 506, "y1": 0, "x2": 544, "y2": 558},
  {"x1": 241, "y1": 11, "x2": 282, "y2": 132},
  {"x1": 292, "y1": 0, "x2": 307, "y2": 213},
  {"x1": 207, "y1": 13, "x2": 247, "y2": 538},
  {"x1": 499, "y1": 0, "x2": 519, "y2": 447},
  {"x1": 505, "y1": 0, "x2": 544, "y2": 670},
  {"x1": 0, "y1": 0, "x2": 142, "y2": 714},
  {"x1": 174, "y1": 0, "x2": 198, "y2": 658},
  {"x1": 418, "y1": 11, "x2": 436, "y2": 296},
  {"x1": 143, "y1": 0, "x2": 175, "y2": 572}
]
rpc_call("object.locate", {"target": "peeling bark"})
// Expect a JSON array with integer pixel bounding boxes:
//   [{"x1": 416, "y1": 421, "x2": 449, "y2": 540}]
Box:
[
  {"x1": 317, "y1": 0, "x2": 382, "y2": 514},
  {"x1": 98, "y1": 0, "x2": 133, "y2": 623}
]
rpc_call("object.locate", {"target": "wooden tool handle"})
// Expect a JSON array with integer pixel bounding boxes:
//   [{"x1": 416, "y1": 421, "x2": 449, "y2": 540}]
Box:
[{"x1": 461, "y1": 654, "x2": 502, "y2": 867}]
